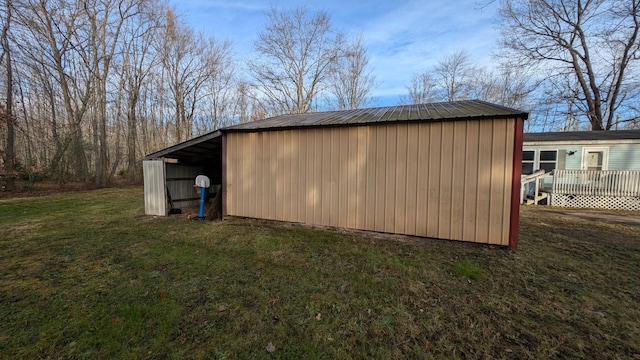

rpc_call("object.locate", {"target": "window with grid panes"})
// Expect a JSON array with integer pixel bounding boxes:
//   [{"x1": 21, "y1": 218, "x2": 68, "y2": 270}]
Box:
[
  {"x1": 539, "y1": 150, "x2": 557, "y2": 172},
  {"x1": 522, "y1": 151, "x2": 535, "y2": 175}
]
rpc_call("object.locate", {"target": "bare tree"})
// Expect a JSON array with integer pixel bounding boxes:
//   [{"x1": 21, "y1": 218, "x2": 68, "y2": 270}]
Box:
[
  {"x1": 0, "y1": 0, "x2": 15, "y2": 190},
  {"x1": 202, "y1": 41, "x2": 234, "y2": 132},
  {"x1": 434, "y1": 48, "x2": 475, "y2": 102},
  {"x1": 233, "y1": 80, "x2": 266, "y2": 123},
  {"x1": 249, "y1": 6, "x2": 345, "y2": 114},
  {"x1": 81, "y1": 0, "x2": 140, "y2": 186},
  {"x1": 401, "y1": 48, "x2": 529, "y2": 106},
  {"x1": 399, "y1": 71, "x2": 438, "y2": 105},
  {"x1": 16, "y1": 58, "x2": 59, "y2": 170},
  {"x1": 159, "y1": 9, "x2": 229, "y2": 142},
  {"x1": 118, "y1": 0, "x2": 163, "y2": 181},
  {"x1": 328, "y1": 34, "x2": 378, "y2": 110},
  {"x1": 16, "y1": 0, "x2": 93, "y2": 179},
  {"x1": 467, "y1": 64, "x2": 538, "y2": 109},
  {"x1": 498, "y1": 0, "x2": 640, "y2": 130},
  {"x1": 626, "y1": 99, "x2": 640, "y2": 129},
  {"x1": 0, "y1": 0, "x2": 248, "y2": 186},
  {"x1": 493, "y1": 65, "x2": 538, "y2": 109}
]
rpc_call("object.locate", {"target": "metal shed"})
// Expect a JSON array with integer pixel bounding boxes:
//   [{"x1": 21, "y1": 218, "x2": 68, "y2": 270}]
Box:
[{"x1": 144, "y1": 100, "x2": 527, "y2": 249}]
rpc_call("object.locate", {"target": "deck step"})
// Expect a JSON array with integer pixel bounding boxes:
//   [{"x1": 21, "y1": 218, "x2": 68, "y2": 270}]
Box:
[{"x1": 524, "y1": 191, "x2": 549, "y2": 206}]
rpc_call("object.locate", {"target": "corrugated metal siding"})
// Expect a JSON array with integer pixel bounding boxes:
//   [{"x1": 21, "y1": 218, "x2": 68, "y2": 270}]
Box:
[
  {"x1": 143, "y1": 160, "x2": 166, "y2": 216},
  {"x1": 225, "y1": 118, "x2": 516, "y2": 245},
  {"x1": 166, "y1": 163, "x2": 206, "y2": 208}
]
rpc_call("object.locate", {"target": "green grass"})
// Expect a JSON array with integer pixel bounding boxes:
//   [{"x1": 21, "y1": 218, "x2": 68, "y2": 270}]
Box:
[
  {"x1": 452, "y1": 261, "x2": 483, "y2": 281},
  {"x1": 1, "y1": 187, "x2": 640, "y2": 359}
]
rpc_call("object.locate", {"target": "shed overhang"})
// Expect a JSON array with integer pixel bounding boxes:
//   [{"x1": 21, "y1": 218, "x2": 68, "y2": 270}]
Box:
[{"x1": 144, "y1": 130, "x2": 223, "y2": 164}]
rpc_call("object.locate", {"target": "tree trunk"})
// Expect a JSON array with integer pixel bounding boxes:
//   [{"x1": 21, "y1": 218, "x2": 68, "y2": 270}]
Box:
[
  {"x1": 2, "y1": 0, "x2": 15, "y2": 191},
  {"x1": 127, "y1": 92, "x2": 139, "y2": 182}
]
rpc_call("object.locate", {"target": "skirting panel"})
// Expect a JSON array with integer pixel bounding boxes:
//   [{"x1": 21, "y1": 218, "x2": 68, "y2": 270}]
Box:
[{"x1": 551, "y1": 194, "x2": 640, "y2": 211}]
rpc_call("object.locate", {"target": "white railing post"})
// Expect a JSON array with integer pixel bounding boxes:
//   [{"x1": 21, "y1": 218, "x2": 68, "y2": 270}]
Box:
[
  {"x1": 521, "y1": 169, "x2": 549, "y2": 205},
  {"x1": 552, "y1": 169, "x2": 640, "y2": 209}
]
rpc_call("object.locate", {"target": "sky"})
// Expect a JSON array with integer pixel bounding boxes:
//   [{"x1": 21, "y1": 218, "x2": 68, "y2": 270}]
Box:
[{"x1": 168, "y1": 0, "x2": 501, "y2": 107}]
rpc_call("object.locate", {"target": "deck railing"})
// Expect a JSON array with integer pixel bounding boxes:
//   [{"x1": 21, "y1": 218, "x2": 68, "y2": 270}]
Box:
[
  {"x1": 552, "y1": 170, "x2": 640, "y2": 197},
  {"x1": 520, "y1": 170, "x2": 548, "y2": 204}
]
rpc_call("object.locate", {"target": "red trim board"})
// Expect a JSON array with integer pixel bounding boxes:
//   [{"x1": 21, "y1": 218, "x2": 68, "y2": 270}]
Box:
[{"x1": 509, "y1": 117, "x2": 524, "y2": 250}]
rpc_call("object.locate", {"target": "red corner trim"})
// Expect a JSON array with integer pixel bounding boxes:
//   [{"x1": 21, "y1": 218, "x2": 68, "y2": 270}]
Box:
[
  {"x1": 509, "y1": 117, "x2": 524, "y2": 250},
  {"x1": 221, "y1": 133, "x2": 228, "y2": 217}
]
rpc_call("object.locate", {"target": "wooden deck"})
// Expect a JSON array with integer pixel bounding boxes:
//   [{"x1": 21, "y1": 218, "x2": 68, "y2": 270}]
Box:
[{"x1": 551, "y1": 170, "x2": 640, "y2": 210}]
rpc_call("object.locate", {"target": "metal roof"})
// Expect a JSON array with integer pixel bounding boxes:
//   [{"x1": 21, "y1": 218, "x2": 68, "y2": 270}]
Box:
[
  {"x1": 224, "y1": 100, "x2": 528, "y2": 132},
  {"x1": 145, "y1": 100, "x2": 528, "y2": 162},
  {"x1": 144, "y1": 130, "x2": 222, "y2": 163},
  {"x1": 523, "y1": 129, "x2": 640, "y2": 142}
]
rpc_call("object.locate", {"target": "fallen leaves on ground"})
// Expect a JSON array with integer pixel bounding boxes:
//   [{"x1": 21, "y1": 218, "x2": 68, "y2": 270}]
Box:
[{"x1": 266, "y1": 342, "x2": 276, "y2": 353}]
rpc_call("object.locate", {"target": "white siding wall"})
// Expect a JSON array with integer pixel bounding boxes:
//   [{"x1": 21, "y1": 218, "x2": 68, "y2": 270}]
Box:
[{"x1": 523, "y1": 142, "x2": 640, "y2": 171}]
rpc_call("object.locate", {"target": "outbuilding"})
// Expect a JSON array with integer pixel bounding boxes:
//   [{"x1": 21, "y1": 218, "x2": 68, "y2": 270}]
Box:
[{"x1": 144, "y1": 100, "x2": 527, "y2": 249}]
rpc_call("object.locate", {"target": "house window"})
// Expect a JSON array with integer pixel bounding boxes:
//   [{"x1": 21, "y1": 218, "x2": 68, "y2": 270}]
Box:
[
  {"x1": 522, "y1": 151, "x2": 535, "y2": 175},
  {"x1": 538, "y1": 150, "x2": 557, "y2": 173},
  {"x1": 522, "y1": 150, "x2": 566, "y2": 174}
]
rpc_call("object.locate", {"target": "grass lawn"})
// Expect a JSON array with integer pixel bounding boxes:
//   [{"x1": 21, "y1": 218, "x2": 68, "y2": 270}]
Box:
[{"x1": 1, "y1": 187, "x2": 639, "y2": 359}]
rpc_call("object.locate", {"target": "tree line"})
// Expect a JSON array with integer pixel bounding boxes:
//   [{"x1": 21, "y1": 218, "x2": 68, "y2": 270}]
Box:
[
  {"x1": 401, "y1": 0, "x2": 640, "y2": 132},
  {"x1": 1, "y1": 0, "x2": 639, "y2": 190}
]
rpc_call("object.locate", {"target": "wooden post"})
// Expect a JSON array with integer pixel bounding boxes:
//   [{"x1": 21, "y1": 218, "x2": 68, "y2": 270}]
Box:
[{"x1": 509, "y1": 117, "x2": 524, "y2": 250}]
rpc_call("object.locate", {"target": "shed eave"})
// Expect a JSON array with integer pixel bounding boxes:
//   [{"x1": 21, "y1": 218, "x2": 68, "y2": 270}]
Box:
[
  {"x1": 221, "y1": 100, "x2": 528, "y2": 133},
  {"x1": 221, "y1": 113, "x2": 527, "y2": 134},
  {"x1": 144, "y1": 130, "x2": 222, "y2": 161}
]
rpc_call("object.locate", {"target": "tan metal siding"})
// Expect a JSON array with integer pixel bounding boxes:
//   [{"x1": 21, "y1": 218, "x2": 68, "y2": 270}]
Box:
[
  {"x1": 405, "y1": 125, "x2": 419, "y2": 235},
  {"x1": 475, "y1": 122, "x2": 493, "y2": 243},
  {"x1": 225, "y1": 118, "x2": 516, "y2": 245},
  {"x1": 427, "y1": 123, "x2": 442, "y2": 237},
  {"x1": 415, "y1": 123, "x2": 429, "y2": 236},
  {"x1": 489, "y1": 120, "x2": 508, "y2": 245},
  {"x1": 463, "y1": 121, "x2": 480, "y2": 242}
]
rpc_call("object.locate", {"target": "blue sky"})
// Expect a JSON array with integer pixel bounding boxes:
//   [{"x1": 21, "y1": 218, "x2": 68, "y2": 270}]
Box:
[{"x1": 169, "y1": 0, "x2": 500, "y2": 106}]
